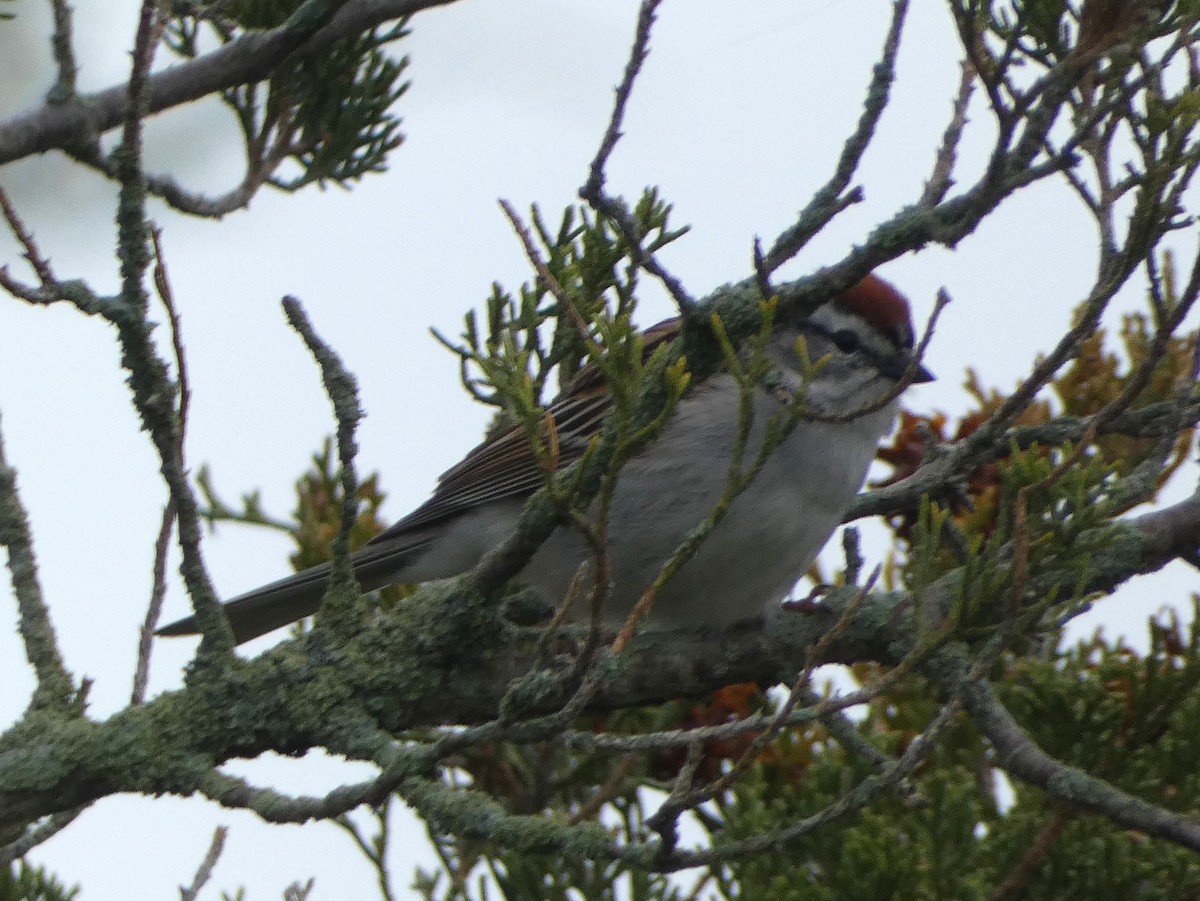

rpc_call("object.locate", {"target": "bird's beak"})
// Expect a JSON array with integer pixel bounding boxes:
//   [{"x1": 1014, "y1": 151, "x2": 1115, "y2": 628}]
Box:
[{"x1": 880, "y1": 353, "x2": 935, "y2": 384}]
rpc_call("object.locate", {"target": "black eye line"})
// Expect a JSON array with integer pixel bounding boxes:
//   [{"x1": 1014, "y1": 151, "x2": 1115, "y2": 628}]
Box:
[
  {"x1": 803, "y1": 320, "x2": 911, "y2": 357},
  {"x1": 803, "y1": 321, "x2": 862, "y2": 354},
  {"x1": 802, "y1": 320, "x2": 901, "y2": 381},
  {"x1": 831, "y1": 328, "x2": 860, "y2": 353}
]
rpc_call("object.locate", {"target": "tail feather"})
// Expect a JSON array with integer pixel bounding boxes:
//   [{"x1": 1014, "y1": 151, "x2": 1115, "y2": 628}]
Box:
[{"x1": 156, "y1": 536, "x2": 432, "y2": 644}]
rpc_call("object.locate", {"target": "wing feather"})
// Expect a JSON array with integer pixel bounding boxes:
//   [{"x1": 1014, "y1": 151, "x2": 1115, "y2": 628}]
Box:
[{"x1": 369, "y1": 316, "x2": 681, "y2": 542}]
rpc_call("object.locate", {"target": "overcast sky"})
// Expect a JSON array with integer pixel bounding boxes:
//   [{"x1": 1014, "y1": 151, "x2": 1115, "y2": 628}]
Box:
[{"x1": 1, "y1": 1, "x2": 1195, "y2": 898}]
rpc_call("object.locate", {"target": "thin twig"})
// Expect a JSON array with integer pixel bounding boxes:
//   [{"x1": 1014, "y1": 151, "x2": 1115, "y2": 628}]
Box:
[
  {"x1": 580, "y1": 0, "x2": 663, "y2": 202},
  {"x1": 494, "y1": 197, "x2": 619, "y2": 684},
  {"x1": 851, "y1": 390, "x2": 1200, "y2": 521},
  {"x1": 920, "y1": 58, "x2": 976, "y2": 207},
  {"x1": 335, "y1": 802, "x2": 396, "y2": 901},
  {"x1": 649, "y1": 741, "x2": 705, "y2": 853},
  {"x1": 0, "y1": 809, "x2": 84, "y2": 867},
  {"x1": 0, "y1": 183, "x2": 56, "y2": 286},
  {"x1": 284, "y1": 879, "x2": 316, "y2": 901},
  {"x1": 134, "y1": 501, "x2": 175, "y2": 704},
  {"x1": 1007, "y1": 251, "x2": 1200, "y2": 622},
  {"x1": 986, "y1": 805, "x2": 1075, "y2": 901},
  {"x1": 647, "y1": 570, "x2": 881, "y2": 838},
  {"x1": 660, "y1": 695, "x2": 964, "y2": 871},
  {"x1": 761, "y1": 0, "x2": 910, "y2": 275},
  {"x1": 568, "y1": 752, "x2": 641, "y2": 826},
  {"x1": 47, "y1": 0, "x2": 78, "y2": 100},
  {"x1": 497, "y1": 198, "x2": 597, "y2": 355},
  {"x1": 579, "y1": 0, "x2": 694, "y2": 313},
  {"x1": 103, "y1": 0, "x2": 237, "y2": 652},
  {"x1": 132, "y1": 228, "x2": 189, "y2": 704},
  {"x1": 810, "y1": 688, "x2": 924, "y2": 807},
  {"x1": 179, "y1": 825, "x2": 228, "y2": 901}
]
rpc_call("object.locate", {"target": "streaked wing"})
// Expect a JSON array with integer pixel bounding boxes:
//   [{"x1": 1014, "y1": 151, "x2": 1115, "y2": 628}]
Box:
[
  {"x1": 369, "y1": 316, "x2": 682, "y2": 542},
  {"x1": 157, "y1": 318, "x2": 683, "y2": 643}
]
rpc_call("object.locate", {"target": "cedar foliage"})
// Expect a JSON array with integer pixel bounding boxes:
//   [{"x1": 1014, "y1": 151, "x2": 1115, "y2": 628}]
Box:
[{"x1": 4, "y1": 1, "x2": 1200, "y2": 899}]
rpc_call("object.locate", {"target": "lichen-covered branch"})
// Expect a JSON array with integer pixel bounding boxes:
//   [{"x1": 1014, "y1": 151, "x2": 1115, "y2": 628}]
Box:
[
  {"x1": 0, "y1": 0, "x2": 454, "y2": 166},
  {"x1": 0, "y1": 485, "x2": 1195, "y2": 837},
  {"x1": 0, "y1": 422, "x2": 74, "y2": 712}
]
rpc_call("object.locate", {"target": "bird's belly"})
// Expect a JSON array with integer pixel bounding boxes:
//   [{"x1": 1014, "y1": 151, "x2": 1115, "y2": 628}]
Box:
[{"x1": 522, "y1": 384, "x2": 892, "y2": 628}]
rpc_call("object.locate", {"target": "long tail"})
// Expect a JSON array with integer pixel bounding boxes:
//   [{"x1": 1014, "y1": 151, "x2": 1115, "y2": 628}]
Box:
[{"x1": 156, "y1": 537, "x2": 431, "y2": 644}]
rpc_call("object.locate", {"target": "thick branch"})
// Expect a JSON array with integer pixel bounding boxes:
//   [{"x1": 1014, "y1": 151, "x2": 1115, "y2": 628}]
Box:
[
  {"x1": 0, "y1": 0, "x2": 457, "y2": 166},
  {"x1": 850, "y1": 396, "x2": 1200, "y2": 521},
  {"x1": 937, "y1": 652, "x2": 1200, "y2": 853},
  {"x1": 0, "y1": 488, "x2": 1194, "y2": 831}
]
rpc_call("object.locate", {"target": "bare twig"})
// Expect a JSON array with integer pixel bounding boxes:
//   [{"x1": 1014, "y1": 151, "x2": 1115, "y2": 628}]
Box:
[
  {"x1": 646, "y1": 585, "x2": 872, "y2": 842},
  {"x1": 497, "y1": 198, "x2": 598, "y2": 356},
  {"x1": 555, "y1": 651, "x2": 945, "y2": 756},
  {"x1": 65, "y1": 138, "x2": 294, "y2": 218},
  {"x1": 107, "y1": 0, "x2": 233, "y2": 651},
  {"x1": 920, "y1": 58, "x2": 976, "y2": 207},
  {"x1": 489, "y1": 200, "x2": 621, "y2": 683},
  {"x1": 649, "y1": 741, "x2": 705, "y2": 853},
  {"x1": 0, "y1": 808, "x2": 84, "y2": 867},
  {"x1": 761, "y1": 0, "x2": 910, "y2": 275},
  {"x1": 132, "y1": 228, "x2": 189, "y2": 704},
  {"x1": 661, "y1": 695, "x2": 964, "y2": 871},
  {"x1": 986, "y1": 805, "x2": 1075, "y2": 901},
  {"x1": 134, "y1": 502, "x2": 176, "y2": 704},
  {"x1": 284, "y1": 879, "x2": 316, "y2": 901},
  {"x1": 580, "y1": 0, "x2": 662, "y2": 202},
  {"x1": 851, "y1": 393, "x2": 1200, "y2": 521},
  {"x1": 809, "y1": 688, "x2": 924, "y2": 806},
  {"x1": 47, "y1": 0, "x2": 78, "y2": 101},
  {"x1": 179, "y1": 825, "x2": 228, "y2": 901},
  {"x1": 579, "y1": 0, "x2": 693, "y2": 313},
  {"x1": 335, "y1": 802, "x2": 397, "y2": 901},
  {"x1": 0, "y1": 184, "x2": 56, "y2": 287},
  {"x1": 568, "y1": 753, "x2": 641, "y2": 826}
]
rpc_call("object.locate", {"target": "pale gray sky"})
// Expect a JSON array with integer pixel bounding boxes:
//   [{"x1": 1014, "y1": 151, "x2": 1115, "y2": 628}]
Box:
[{"x1": 0, "y1": 1, "x2": 1194, "y2": 897}]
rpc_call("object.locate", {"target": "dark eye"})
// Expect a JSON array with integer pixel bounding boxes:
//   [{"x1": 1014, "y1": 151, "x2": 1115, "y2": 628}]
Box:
[{"x1": 832, "y1": 329, "x2": 861, "y2": 353}]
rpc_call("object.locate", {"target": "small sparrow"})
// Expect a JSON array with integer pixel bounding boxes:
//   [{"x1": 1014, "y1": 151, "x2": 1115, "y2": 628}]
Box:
[{"x1": 160, "y1": 275, "x2": 932, "y2": 644}]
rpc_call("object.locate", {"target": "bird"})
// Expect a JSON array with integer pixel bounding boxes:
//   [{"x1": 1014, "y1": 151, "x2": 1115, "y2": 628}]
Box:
[{"x1": 159, "y1": 274, "x2": 933, "y2": 644}]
